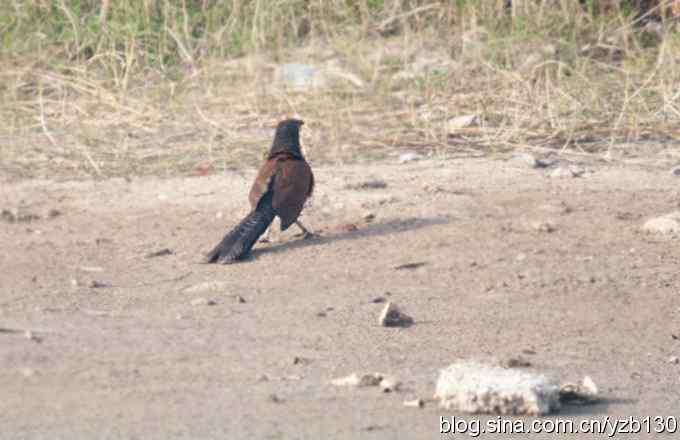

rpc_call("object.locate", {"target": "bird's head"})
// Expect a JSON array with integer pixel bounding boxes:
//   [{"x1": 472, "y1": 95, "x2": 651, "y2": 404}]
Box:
[{"x1": 270, "y1": 118, "x2": 304, "y2": 157}]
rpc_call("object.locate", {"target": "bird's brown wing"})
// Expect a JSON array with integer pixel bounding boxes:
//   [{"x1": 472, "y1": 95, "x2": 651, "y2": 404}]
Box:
[
  {"x1": 271, "y1": 158, "x2": 313, "y2": 230},
  {"x1": 249, "y1": 158, "x2": 277, "y2": 209},
  {"x1": 248, "y1": 154, "x2": 313, "y2": 231}
]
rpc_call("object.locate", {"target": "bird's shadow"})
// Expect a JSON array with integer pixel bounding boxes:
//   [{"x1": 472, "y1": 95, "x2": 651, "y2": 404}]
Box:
[{"x1": 250, "y1": 216, "x2": 450, "y2": 259}]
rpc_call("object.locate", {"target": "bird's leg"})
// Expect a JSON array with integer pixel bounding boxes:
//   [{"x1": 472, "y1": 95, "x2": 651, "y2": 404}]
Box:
[{"x1": 294, "y1": 220, "x2": 317, "y2": 239}]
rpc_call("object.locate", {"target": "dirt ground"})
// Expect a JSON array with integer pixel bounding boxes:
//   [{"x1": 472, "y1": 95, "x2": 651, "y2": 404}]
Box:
[{"x1": 1, "y1": 155, "x2": 679, "y2": 439}]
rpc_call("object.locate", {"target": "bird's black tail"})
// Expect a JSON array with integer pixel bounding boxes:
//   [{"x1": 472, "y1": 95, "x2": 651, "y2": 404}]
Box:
[{"x1": 204, "y1": 199, "x2": 276, "y2": 264}]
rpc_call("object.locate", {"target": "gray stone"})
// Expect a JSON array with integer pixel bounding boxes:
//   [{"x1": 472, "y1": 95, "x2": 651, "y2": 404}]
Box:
[{"x1": 378, "y1": 302, "x2": 413, "y2": 327}]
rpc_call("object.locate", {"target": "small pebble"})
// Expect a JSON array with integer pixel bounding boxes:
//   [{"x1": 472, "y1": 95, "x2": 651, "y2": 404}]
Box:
[
  {"x1": 363, "y1": 212, "x2": 376, "y2": 222},
  {"x1": 345, "y1": 180, "x2": 388, "y2": 190},
  {"x1": 668, "y1": 356, "x2": 679, "y2": 365},
  {"x1": 502, "y1": 357, "x2": 532, "y2": 368},
  {"x1": 191, "y1": 297, "x2": 217, "y2": 306},
  {"x1": 378, "y1": 302, "x2": 414, "y2": 327},
  {"x1": 403, "y1": 399, "x2": 425, "y2": 408},
  {"x1": 532, "y1": 221, "x2": 556, "y2": 233}
]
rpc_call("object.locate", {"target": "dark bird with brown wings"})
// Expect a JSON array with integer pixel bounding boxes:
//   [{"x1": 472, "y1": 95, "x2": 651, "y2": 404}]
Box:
[{"x1": 204, "y1": 118, "x2": 314, "y2": 264}]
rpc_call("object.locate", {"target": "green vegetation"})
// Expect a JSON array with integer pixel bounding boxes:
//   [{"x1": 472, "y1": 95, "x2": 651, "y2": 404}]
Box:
[{"x1": 1, "y1": 1, "x2": 678, "y2": 179}]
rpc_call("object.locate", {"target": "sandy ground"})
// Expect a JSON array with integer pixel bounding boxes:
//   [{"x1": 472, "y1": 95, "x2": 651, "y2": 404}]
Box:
[{"x1": 1, "y1": 156, "x2": 679, "y2": 439}]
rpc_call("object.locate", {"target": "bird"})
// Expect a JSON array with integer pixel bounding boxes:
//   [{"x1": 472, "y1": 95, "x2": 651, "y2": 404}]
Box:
[{"x1": 204, "y1": 118, "x2": 315, "y2": 264}]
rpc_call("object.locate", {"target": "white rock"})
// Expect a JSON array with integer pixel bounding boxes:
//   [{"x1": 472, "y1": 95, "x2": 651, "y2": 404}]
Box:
[
  {"x1": 668, "y1": 356, "x2": 679, "y2": 364},
  {"x1": 447, "y1": 114, "x2": 479, "y2": 131},
  {"x1": 398, "y1": 152, "x2": 423, "y2": 164},
  {"x1": 379, "y1": 376, "x2": 401, "y2": 392},
  {"x1": 559, "y1": 376, "x2": 599, "y2": 403},
  {"x1": 581, "y1": 376, "x2": 598, "y2": 395},
  {"x1": 550, "y1": 167, "x2": 577, "y2": 178},
  {"x1": 378, "y1": 302, "x2": 414, "y2": 327},
  {"x1": 550, "y1": 167, "x2": 571, "y2": 178},
  {"x1": 513, "y1": 153, "x2": 555, "y2": 169},
  {"x1": 331, "y1": 372, "x2": 385, "y2": 387},
  {"x1": 642, "y1": 212, "x2": 680, "y2": 235},
  {"x1": 434, "y1": 360, "x2": 560, "y2": 415},
  {"x1": 513, "y1": 153, "x2": 539, "y2": 168},
  {"x1": 403, "y1": 398, "x2": 425, "y2": 408}
]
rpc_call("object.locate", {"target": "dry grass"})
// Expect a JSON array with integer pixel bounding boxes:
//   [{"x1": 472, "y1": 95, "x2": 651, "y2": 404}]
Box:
[{"x1": 1, "y1": 1, "x2": 679, "y2": 180}]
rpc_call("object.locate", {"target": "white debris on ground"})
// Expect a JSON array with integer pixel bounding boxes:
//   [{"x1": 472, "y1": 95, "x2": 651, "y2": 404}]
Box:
[
  {"x1": 434, "y1": 361, "x2": 561, "y2": 415},
  {"x1": 331, "y1": 372, "x2": 401, "y2": 392},
  {"x1": 550, "y1": 165, "x2": 586, "y2": 178},
  {"x1": 398, "y1": 152, "x2": 424, "y2": 164}
]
